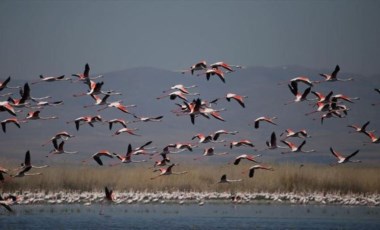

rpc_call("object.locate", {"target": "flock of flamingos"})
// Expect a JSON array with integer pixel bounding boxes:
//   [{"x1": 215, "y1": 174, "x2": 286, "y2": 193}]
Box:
[{"x1": 0, "y1": 61, "x2": 379, "y2": 211}]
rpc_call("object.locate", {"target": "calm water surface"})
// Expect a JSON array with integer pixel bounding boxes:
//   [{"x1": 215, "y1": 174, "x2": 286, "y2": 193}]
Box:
[{"x1": 1, "y1": 203, "x2": 380, "y2": 229}]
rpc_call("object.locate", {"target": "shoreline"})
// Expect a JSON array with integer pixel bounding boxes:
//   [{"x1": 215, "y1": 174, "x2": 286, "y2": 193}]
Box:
[{"x1": 13, "y1": 190, "x2": 380, "y2": 206}]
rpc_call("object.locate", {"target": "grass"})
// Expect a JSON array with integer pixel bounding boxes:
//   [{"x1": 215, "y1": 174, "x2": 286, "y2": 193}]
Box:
[{"x1": 2, "y1": 163, "x2": 380, "y2": 195}]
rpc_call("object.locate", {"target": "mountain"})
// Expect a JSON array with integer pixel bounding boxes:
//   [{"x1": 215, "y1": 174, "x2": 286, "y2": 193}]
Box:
[{"x1": 1, "y1": 66, "x2": 379, "y2": 165}]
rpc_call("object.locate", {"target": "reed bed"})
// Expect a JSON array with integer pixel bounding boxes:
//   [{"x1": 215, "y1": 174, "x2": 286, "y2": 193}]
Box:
[{"x1": 2, "y1": 163, "x2": 380, "y2": 195}]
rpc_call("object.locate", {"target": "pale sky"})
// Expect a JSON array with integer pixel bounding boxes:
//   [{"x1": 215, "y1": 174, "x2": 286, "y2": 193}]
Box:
[{"x1": 1, "y1": 0, "x2": 379, "y2": 78}]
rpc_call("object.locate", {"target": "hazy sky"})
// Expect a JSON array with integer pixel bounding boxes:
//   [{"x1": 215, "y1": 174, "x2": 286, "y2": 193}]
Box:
[{"x1": 1, "y1": 0, "x2": 380, "y2": 78}]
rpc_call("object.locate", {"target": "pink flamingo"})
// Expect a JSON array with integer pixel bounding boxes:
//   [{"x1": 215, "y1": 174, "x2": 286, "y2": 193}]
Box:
[
  {"x1": 253, "y1": 116, "x2": 277, "y2": 129},
  {"x1": 280, "y1": 140, "x2": 315, "y2": 154},
  {"x1": 82, "y1": 150, "x2": 114, "y2": 166},
  {"x1": 319, "y1": 65, "x2": 353, "y2": 82},
  {"x1": 1, "y1": 118, "x2": 26, "y2": 133},
  {"x1": 181, "y1": 61, "x2": 207, "y2": 75},
  {"x1": 31, "y1": 75, "x2": 71, "y2": 84},
  {"x1": 232, "y1": 154, "x2": 261, "y2": 165},
  {"x1": 243, "y1": 165, "x2": 274, "y2": 178},
  {"x1": 197, "y1": 68, "x2": 226, "y2": 83},
  {"x1": 150, "y1": 164, "x2": 188, "y2": 180},
  {"x1": 330, "y1": 147, "x2": 361, "y2": 165},
  {"x1": 112, "y1": 127, "x2": 140, "y2": 136}
]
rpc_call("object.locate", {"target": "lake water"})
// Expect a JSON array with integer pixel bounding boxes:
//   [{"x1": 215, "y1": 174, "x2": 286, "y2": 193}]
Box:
[{"x1": 1, "y1": 202, "x2": 380, "y2": 229}]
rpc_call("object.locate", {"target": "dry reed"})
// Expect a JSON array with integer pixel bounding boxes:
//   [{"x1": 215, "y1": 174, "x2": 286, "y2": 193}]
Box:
[{"x1": 2, "y1": 163, "x2": 380, "y2": 195}]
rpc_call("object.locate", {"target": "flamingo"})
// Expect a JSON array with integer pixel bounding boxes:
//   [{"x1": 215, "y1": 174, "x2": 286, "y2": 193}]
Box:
[
  {"x1": 0, "y1": 101, "x2": 17, "y2": 116},
  {"x1": 12, "y1": 151, "x2": 48, "y2": 177},
  {"x1": 330, "y1": 147, "x2": 361, "y2": 165},
  {"x1": 30, "y1": 100, "x2": 64, "y2": 109},
  {"x1": 253, "y1": 116, "x2": 277, "y2": 129},
  {"x1": 47, "y1": 141, "x2": 78, "y2": 156},
  {"x1": 83, "y1": 94, "x2": 110, "y2": 108},
  {"x1": 191, "y1": 133, "x2": 221, "y2": 144},
  {"x1": 104, "y1": 186, "x2": 114, "y2": 202},
  {"x1": 73, "y1": 80, "x2": 121, "y2": 97},
  {"x1": 25, "y1": 110, "x2": 58, "y2": 121},
  {"x1": 0, "y1": 194, "x2": 18, "y2": 212},
  {"x1": 41, "y1": 131, "x2": 75, "y2": 147},
  {"x1": 112, "y1": 127, "x2": 140, "y2": 136},
  {"x1": 213, "y1": 93, "x2": 247, "y2": 108},
  {"x1": 157, "y1": 90, "x2": 199, "y2": 102},
  {"x1": 194, "y1": 147, "x2": 228, "y2": 160},
  {"x1": 280, "y1": 129, "x2": 311, "y2": 139},
  {"x1": 19, "y1": 82, "x2": 51, "y2": 102},
  {"x1": 98, "y1": 101, "x2": 136, "y2": 115},
  {"x1": 153, "y1": 153, "x2": 171, "y2": 167},
  {"x1": 1, "y1": 118, "x2": 26, "y2": 133},
  {"x1": 217, "y1": 174, "x2": 242, "y2": 183},
  {"x1": 232, "y1": 154, "x2": 261, "y2": 165},
  {"x1": 150, "y1": 164, "x2": 188, "y2": 180},
  {"x1": 0, "y1": 76, "x2": 20, "y2": 91},
  {"x1": 111, "y1": 144, "x2": 146, "y2": 166},
  {"x1": 197, "y1": 68, "x2": 226, "y2": 83},
  {"x1": 285, "y1": 81, "x2": 312, "y2": 105},
  {"x1": 166, "y1": 142, "x2": 196, "y2": 152},
  {"x1": 319, "y1": 65, "x2": 353, "y2": 82},
  {"x1": 311, "y1": 90, "x2": 333, "y2": 103},
  {"x1": 264, "y1": 132, "x2": 288, "y2": 150},
  {"x1": 82, "y1": 150, "x2": 114, "y2": 166},
  {"x1": 210, "y1": 61, "x2": 244, "y2": 72},
  {"x1": 182, "y1": 98, "x2": 226, "y2": 124},
  {"x1": 278, "y1": 76, "x2": 315, "y2": 86},
  {"x1": 280, "y1": 140, "x2": 315, "y2": 154},
  {"x1": 305, "y1": 102, "x2": 331, "y2": 116},
  {"x1": 132, "y1": 115, "x2": 164, "y2": 123},
  {"x1": 347, "y1": 121, "x2": 372, "y2": 134},
  {"x1": 181, "y1": 60, "x2": 207, "y2": 75},
  {"x1": 71, "y1": 63, "x2": 103, "y2": 83},
  {"x1": 363, "y1": 131, "x2": 380, "y2": 144},
  {"x1": 67, "y1": 115, "x2": 103, "y2": 131},
  {"x1": 228, "y1": 139, "x2": 255, "y2": 149},
  {"x1": 315, "y1": 110, "x2": 345, "y2": 124},
  {"x1": 106, "y1": 118, "x2": 129, "y2": 130},
  {"x1": 244, "y1": 165, "x2": 274, "y2": 178},
  {"x1": 211, "y1": 129, "x2": 238, "y2": 141},
  {"x1": 331, "y1": 94, "x2": 359, "y2": 103},
  {"x1": 163, "y1": 84, "x2": 198, "y2": 94},
  {"x1": 7, "y1": 83, "x2": 30, "y2": 108},
  {"x1": 131, "y1": 141, "x2": 157, "y2": 155},
  {"x1": 31, "y1": 75, "x2": 71, "y2": 84}
]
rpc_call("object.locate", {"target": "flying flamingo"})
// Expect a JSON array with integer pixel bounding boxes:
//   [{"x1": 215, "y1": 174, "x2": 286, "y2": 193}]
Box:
[
  {"x1": 19, "y1": 82, "x2": 51, "y2": 102},
  {"x1": 150, "y1": 164, "x2": 188, "y2": 180},
  {"x1": 105, "y1": 118, "x2": 129, "y2": 130},
  {"x1": 66, "y1": 115, "x2": 102, "y2": 131},
  {"x1": 211, "y1": 129, "x2": 238, "y2": 141},
  {"x1": 253, "y1": 116, "x2": 277, "y2": 129},
  {"x1": 192, "y1": 133, "x2": 222, "y2": 144},
  {"x1": 243, "y1": 165, "x2": 274, "y2": 178},
  {"x1": 0, "y1": 194, "x2": 18, "y2": 212},
  {"x1": 30, "y1": 100, "x2": 64, "y2": 109},
  {"x1": 280, "y1": 140, "x2": 315, "y2": 154},
  {"x1": 318, "y1": 65, "x2": 353, "y2": 82},
  {"x1": 0, "y1": 76, "x2": 20, "y2": 91},
  {"x1": 71, "y1": 63, "x2": 103, "y2": 84},
  {"x1": 25, "y1": 110, "x2": 58, "y2": 121},
  {"x1": 111, "y1": 144, "x2": 146, "y2": 166},
  {"x1": 1, "y1": 118, "x2": 26, "y2": 133},
  {"x1": 157, "y1": 90, "x2": 199, "y2": 102},
  {"x1": 132, "y1": 115, "x2": 164, "y2": 123},
  {"x1": 197, "y1": 68, "x2": 226, "y2": 83},
  {"x1": 181, "y1": 60, "x2": 207, "y2": 75},
  {"x1": 41, "y1": 131, "x2": 75, "y2": 147},
  {"x1": 210, "y1": 61, "x2": 244, "y2": 72},
  {"x1": 98, "y1": 101, "x2": 136, "y2": 115},
  {"x1": 131, "y1": 141, "x2": 157, "y2": 155},
  {"x1": 152, "y1": 153, "x2": 171, "y2": 167},
  {"x1": 83, "y1": 94, "x2": 111, "y2": 108},
  {"x1": 46, "y1": 141, "x2": 78, "y2": 156},
  {"x1": 347, "y1": 121, "x2": 372, "y2": 134},
  {"x1": 280, "y1": 129, "x2": 311, "y2": 139},
  {"x1": 112, "y1": 127, "x2": 140, "y2": 136},
  {"x1": 193, "y1": 147, "x2": 228, "y2": 160},
  {"x1": 73, "y1": 80, "x2": 121, "y2": 97},
  {"x1": 311, "y1": 90, "x2": 333, "y2": 103},
  {"x1": 285, "y1": 81, "x2": 312, "y2": 105},
  {"x1": 305, "y1": 102, "x2": 331, "y2": 116},
  {"x1": 0, "y1": 101, "x2": 17, "y2": 116},
  {"x1": 330, "y1": 147, "x2": 361, "y2": 165},
  {"x1": 264, "y1": 132, "x2": 288, "y2": 150},
  {"x1": 82, "y1": 150, "x2": 114, "y2": 166},
  {"x1": 278, "y1": 76, "x2": 315, "y2": 86},
  {"x1": 231, "y1": 154, "x2": 261, "y2": 165},
  {"x1": 228, "y1": 139, "x2": 255, "y2": 149},
  {"x1": 363, "y1": 131, "x2": 380, "y2": 144},
  {"x1": 163, "y1": 84, "x2": 198, "y2": 94},
  {"x1": 166, "y1": 142, "x2": 196, "y2": 152},
  {"x1": 217, "y1": 174, "x2": 242, "y2": 183},
  {"x1": 213, "y1": 93, "x2": 247, "y2": 108},
  {"x1": 331, "y1": 94, "x2": 360, "y2": 103},
  {"x1": 12, "y1": 151, "x2": 48, "y2": 177},
  {"x1": 314, "y1": 110, "x2": 344, "y2": 124},
  {"x1": 31, "y1": 75, "x2": 71, "y2": 84}
]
